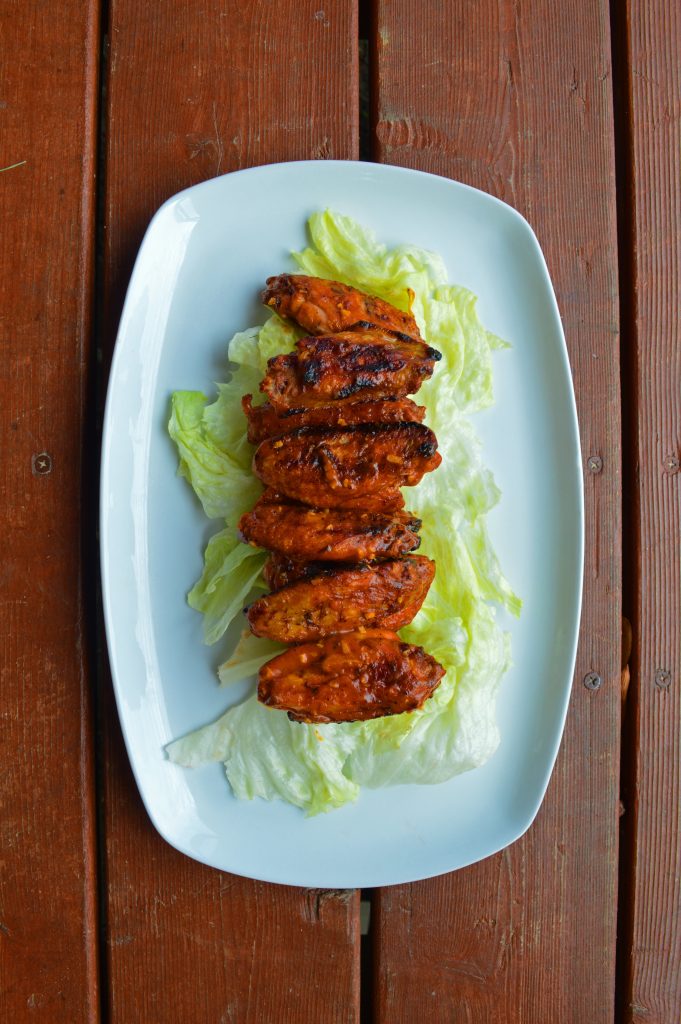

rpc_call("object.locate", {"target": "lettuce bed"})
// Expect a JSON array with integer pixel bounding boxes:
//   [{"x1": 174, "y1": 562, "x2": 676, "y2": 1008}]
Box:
[{"x1": 166, "y1": 210, "x2": 520, "y2": 815}]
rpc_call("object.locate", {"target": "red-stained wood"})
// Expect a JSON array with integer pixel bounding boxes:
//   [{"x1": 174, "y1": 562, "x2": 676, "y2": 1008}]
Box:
[
  {"x1": 0, "y1": 2, "x2": 100, "y2": 1020},
  {"x1": 372, "y1": 2, "x2": 621, "y2": 1021},
  {"x1": 100, "y1": 3, "x2": 360, "y2": 1021},
  {"x1": 620, "y1": 2, "x2": 681, "y2": 1020}
]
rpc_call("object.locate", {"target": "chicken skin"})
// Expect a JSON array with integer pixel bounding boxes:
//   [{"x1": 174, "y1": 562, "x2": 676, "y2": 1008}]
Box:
[
  {"x1": 254, "y1": 485, "x2": 405, "y2": 514},
  {"x1": 262, "y1": 273, "x2": 423, "y2": 341},
  {"x1": 258, "y1": 629, "x2": 445, "y2": 723},
  {"x1": 262, "y1": 554, "x2": 332, "y2": 591},
  {"x1": 239, "y1": 501, "x2": 422, "y2": 562},
  {"x1": 260, "y1": 332, "x2": 440, "y2": 412},
  {"x1": 247, "y1": 556, "x2": 435, "y2": 643},
  {"x1": 242, "y1": 394, "x2": 425, "y2": 445},
  {"x1": 253, "y1": 423, "x2": 441, "y2": 509}
]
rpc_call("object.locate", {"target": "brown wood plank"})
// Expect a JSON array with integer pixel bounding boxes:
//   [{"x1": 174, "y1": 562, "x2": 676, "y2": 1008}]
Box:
[
  {"x1": 621, "y1": 1, "x2": 681, "y2": 1019},
  {"x1": 100, "y1": 2, "x2": 360, "y2": 1021},
  {"x1": 371, "y1": 2, "x2": 621, "y2": 1021},
  {"x1": 0, "y1": 2, "x2": 100, "y2": 1020}
]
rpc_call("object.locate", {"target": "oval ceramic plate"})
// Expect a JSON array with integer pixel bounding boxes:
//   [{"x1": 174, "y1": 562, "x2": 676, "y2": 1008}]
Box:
[{"x1": 100, "y1": 160, "x2": 583, "y2": 887}]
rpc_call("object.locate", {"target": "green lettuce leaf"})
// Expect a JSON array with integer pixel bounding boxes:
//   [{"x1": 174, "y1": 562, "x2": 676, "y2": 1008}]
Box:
[
  {"x1": 169, "y1": 312, "x2": 301, "y2": 643},
  {"x1": 228, "y1": 315, "x2": 299, "y2": 377},
  {"x1": 167, "y1": 695, "x2": 360, "y2": 814},
  {"x1": 188, "y1": 529, "x2": 268, "y2": 645},
  {"x1": 169, "y1": 388, "x2": 261, "y2": 521},
  {"x1": 167, "y1": 209, "x2": 520, "y2": 815},
  {"x1": 217, "y1": 631, "x2": 286, "y2": 687}
]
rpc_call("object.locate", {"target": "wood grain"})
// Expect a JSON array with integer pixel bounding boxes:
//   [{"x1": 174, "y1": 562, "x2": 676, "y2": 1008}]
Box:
[
  {"x1": 100, "y1": 2, "x2": 360, "y2": 1021},
  {"x1": 0, "y1": 1, "x2": 100, "y2": 1020},
  {"x1": 621, "y1": 1, "x2": 681, "y2": 1020},
  {"x1": 372, "y1": 2, "x2": 621, "y2": 1021}
]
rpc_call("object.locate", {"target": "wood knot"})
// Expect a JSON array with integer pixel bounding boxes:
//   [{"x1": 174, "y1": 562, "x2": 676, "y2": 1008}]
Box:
[
  {"x1": 312, "y1": 136, "x2": 332, "y2": 159},
  {"x1": 376, "y1": 117, "x2": 412, "y2": 148}
]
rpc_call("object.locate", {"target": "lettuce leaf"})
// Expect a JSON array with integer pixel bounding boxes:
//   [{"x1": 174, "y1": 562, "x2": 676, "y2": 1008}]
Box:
[
  {"x1": 168, "y1": 312, "x2": 301, "y2": 644},
  {"x1": 167, "y1": 209, "x2": 520, "y2": 814},
  {"x1": 188, "y1": 530, "x2": 268, "y2": 645},
  {"x1": 228, "y1": 316, "x2": 299, "y2": 376},
  {"x1": 217, "y1": 631, "x2": 286, "y2": 687},
  {"x1": 169, "y1": 388, "x2": 261, "y2": 521},
  {"x1": 167, "y1": 695, "x2": 360, "y2": 814}
]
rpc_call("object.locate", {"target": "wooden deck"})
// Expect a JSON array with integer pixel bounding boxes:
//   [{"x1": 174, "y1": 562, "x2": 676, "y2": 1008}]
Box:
[{"x1": 0, "y1": 1, "x2": 678, "y2": 1020}]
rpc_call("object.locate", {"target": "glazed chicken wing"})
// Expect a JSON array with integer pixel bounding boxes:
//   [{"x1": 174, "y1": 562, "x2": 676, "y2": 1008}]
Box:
[
  {"x1": 247, "y1": 556, "x2": 435, "y2": 643},
  {"x1": 239, "y1": 501, "x2": 421, "y2": 562},
  {"x1": 242, "y1": 394, "x2": 425, "y2": 445},
  {"x1": 253, "y1": 423, "x2": 441, "y2": 508},
  {"x1": 258, "y1": 629, "x2": 445, "y2": 723},
  {"x1": 262, "y1": 273, "x2": 423, "y2": 341},
  {"x1": 260, "y1": 332, "x2": 440, "y2": 412}
]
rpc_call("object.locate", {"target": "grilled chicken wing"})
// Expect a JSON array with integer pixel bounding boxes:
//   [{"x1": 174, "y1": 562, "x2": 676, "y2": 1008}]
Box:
[
  {"x1": 260, "y1": 332, "x2": 440, "y2": 411},
  {"x1": 242, "y1": 394, "x2": 425, "y2": 445},
  {"x1": 262, "y1": 273, "x2": 423, "y2": 341},
  {"x1": 258, "y1": 629, "x2": 445, "y2": 723},
  {"x1": 253, "y1": 423, "x2": 441, "y2": 508},
  {"x1": 239, "y1": 501, "x2": 421, "y2": 562},
  {"x1": 247, "y1": 556, "x2": 435, "y2": 643}
]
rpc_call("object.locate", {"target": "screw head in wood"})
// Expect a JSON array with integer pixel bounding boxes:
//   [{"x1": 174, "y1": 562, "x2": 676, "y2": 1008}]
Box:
[
  {"x1": 31, "y1": 452, "x2": 52, "y2": 475},
  {"x1": 587, "y1": 455, "x2": 603, "y2": 474},
  {"x1": 654, "y1": 669, "x2": 671, "y2": 690},
  {"x1": 583, "y1": 671, "x2": 601, "y2": 690},
  {"x1": 663, "y1": 454, "x2": 679, "y2": 475}
]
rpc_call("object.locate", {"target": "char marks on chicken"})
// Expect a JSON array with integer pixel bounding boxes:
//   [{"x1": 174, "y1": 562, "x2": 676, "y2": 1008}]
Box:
[
  {"x1": 262, "y1": 554, "x2": 333, "y2": 592},
  {"x1": 242, "y1": 394, "x2": 425, "y2": 445},
  {"x1": 261, "y1": 332, "x2": 439, "y2": 411},
  {"x1": 253, "y1": 423, "x2": 441, "y2": 508}
]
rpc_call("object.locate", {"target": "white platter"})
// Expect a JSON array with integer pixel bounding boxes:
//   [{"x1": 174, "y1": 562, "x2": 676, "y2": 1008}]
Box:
[{"x1": 100, "y1": 160, "x2": 583, "y2": 887}]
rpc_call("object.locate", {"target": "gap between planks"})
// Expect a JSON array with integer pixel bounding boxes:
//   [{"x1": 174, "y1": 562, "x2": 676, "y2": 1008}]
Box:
[{"x1": 609, "y1": 0, "x2": 640, "y2": 1019}]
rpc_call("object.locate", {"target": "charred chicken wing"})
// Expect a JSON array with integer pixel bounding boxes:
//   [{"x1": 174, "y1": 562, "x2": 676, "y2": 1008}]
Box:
[
  {"x1": 262, "y1": 273, "x2": 423, "y2": 341},
  {"x1": 260, "y1": 332, "x2": 440, "y2": 411},
  {"x1": 258, "y1": 629, "x2": 445, "y2": 723},
  {"x1": 239, "y1": 501, "x2": 422, "y2": 562},
  {"x1": 242, "y1": 394, "x2": 425, "y2": 445},
  {"x1": 253, "y1": 423, "x2": 441, "y2": 508},
  {"x1": 247, "y1": 556, "x2": 435, "y2": 643}
]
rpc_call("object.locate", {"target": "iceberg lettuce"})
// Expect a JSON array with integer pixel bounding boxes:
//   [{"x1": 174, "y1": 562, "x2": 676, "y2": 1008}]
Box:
[
  {"x1": 168, "y1": 387, "x2": 260, "y2": 521},
  {"x1": 167, "y1": 210, "x2": 520, "y2": 814},
  {"x1": 188, "y1": 529, "x2": 268, "y2": 646}
]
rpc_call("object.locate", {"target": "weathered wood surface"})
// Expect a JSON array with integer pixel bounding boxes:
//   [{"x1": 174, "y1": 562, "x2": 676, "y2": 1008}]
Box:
[
  {"x1": 4, "y1": 0, "x2": 680, "y2": 1018},
  {"x1": 620, "y1": 2, "x2": 681, "y2": 1020},
  {"x1": 99, "y1": 2, "x2": 361, "y2": 1021},
  {"x1": 371, "y1": 2, "x2": 622, "y2": 1021},
  {"x1": 0, "y1": 1, "x2": 101, "y2": 1020}
]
